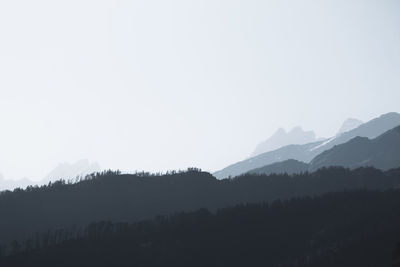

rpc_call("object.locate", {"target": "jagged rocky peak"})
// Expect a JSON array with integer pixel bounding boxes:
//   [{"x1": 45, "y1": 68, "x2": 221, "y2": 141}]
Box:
[
  {"x1": 252, "y1": 126, "x2": 316, "y2": 157},
  {"x1": 336, "y1": 118, "x2": 363, "y2": 135}
]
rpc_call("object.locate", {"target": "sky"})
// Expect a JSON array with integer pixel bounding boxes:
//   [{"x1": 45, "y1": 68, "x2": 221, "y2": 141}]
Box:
[{"x1": 0, "y1": 0, "x2": 399, "y2": 180}]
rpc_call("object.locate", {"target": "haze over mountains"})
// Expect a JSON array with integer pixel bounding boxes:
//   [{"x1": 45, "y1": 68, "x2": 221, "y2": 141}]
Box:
[
  {"x1": 0, "y1": 159, "x2": 101, "y2": 191},
  {"x1": 0, "y1": 175, "x2": 32, "y2": 192},
  {"x1": 309, "y1": 125, "x2": 400, "y2": 171},
  {"x1": 214, "y1": 112, "x2": 400, "y2": 178},
  {"x1": 336, "y1": 118, "x2": 363, "y2": 135},
  {"x1": 251, "y1": 118, "x2": 363, "y2": 158},
  {"x1": 249, "y1": 126, "x2": 400, "y2": 175},
  {"x1": 41, "y1": 159, "x2": 101, "y2": 185},
  {"x1": 1, "y1": 112, "x2": 400, "y2": 266},
  {"x1": 251, "y1": 127, "x2": 317, "y2": 157}
]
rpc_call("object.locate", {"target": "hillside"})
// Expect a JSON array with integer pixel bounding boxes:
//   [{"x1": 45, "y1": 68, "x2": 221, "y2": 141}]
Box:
[
  {"x1": 0, "y1": 167, "x2": 400, "y2": 247},
  {"x1": 2, "y1": 190, "x2": 400, "y2": 267},
  {"x1": 251, "y1": 127, "x2": 317, "y2": 157},
  {"x1": 310, "y1": 126, "x2": 400, "y2": 171}
]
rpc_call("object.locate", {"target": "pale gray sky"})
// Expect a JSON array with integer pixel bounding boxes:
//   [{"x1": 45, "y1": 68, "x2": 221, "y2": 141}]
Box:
[{"x1": 0, "y1": 0, "x2": 399, "y2": 180}]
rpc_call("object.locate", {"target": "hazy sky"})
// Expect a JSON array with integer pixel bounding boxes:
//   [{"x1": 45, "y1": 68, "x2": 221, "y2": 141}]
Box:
[{"x1": 1, "y1": 0, "x2": 399, "y2": 180}]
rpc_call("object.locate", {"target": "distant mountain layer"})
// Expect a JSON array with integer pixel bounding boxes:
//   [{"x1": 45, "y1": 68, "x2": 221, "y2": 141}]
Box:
[
  {"x1": 0, "y1": 174, "x2": 33, "y2": 192},
  {"x1": 251, "y1": 127, "x2": 316, "y2": 157},
  {"x1": 0, "y1": 159, "x2": 101, "y2": 192},
  {"x1": 42, "y1": 159, "x2": 101, "y2": 185},
  {"x1": 336, "y1": 118, "x2": 363, "y2": 135},
  {"x1": 248, "y1": 125, "x2": 400, "y2": 175},
  {"x1": 309, "y1": 125, "x2": 400, "y2": 171},
  {"x1": 214, "y1": 112, "x2": 400, "y2": 179}
]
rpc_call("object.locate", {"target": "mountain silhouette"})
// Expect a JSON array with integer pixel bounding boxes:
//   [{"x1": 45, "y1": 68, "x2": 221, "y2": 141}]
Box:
[
  {"x1": 247, "y1": 125, "x2": 400, "y2": 174},
  {"x1": 41, "y1": 159, "x2": 101, "y2": 185},
  {"x1": 214, "y1": 112, "x2": 400, "y2": 178},
  {"x1": 309, "y1": 125, "x2": 400, "y2": 171},
  {"x1": 0, "y1": 160, "x2": 101, "y2": 192},
  {"x1": 251, "y1": 127, "x2": 316, "y2": 157},
  {"x1": 336, "y1": 118, "x2": 363, "y2": 135},
  {"x1": 0, "y1": 174, "x2": 34, "y2": 192}
]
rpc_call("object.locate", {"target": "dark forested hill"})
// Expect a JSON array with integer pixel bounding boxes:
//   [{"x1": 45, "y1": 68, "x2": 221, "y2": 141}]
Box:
[
  {"x1": 1, "y1": 167, "x2": 400, "y2": 247},
  {"x1": 2, "y1": 190, "x2": 400, "y2": 267}
]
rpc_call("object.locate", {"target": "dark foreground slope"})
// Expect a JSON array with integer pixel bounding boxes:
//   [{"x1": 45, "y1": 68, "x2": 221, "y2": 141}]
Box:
[
  {"x1": 1, "y1": 167, "x2": 400, "y2": 247},
  {"x1": 2, "y1": 190, "x2": 400, "y2": 267}
]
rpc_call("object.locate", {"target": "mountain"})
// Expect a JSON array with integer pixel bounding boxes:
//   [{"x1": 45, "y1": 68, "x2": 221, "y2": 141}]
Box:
[
  {"x1": 1, "y1": 160, "x2": 101, "y2": 191},
  {"x1": 0, "y1": 174, "x2": 34, "y2": 192},
  {"x1": 214, "y1": 112, "x2": 400, "y2": 179},
  {"x1": 1, "y1": 167, "x2": 399, "y2": 246},
  {"x1": 336, "y1": 118, "x2": 363, "y2": 135},
  {"x1": 247, "y1": 125, "x2": 400, "y2": 174},
  {"x1": 247, "y1": 159, "x2": 309, "y2": 175},
  {"x1": 215, "y1": 141, "x2": 322, "y2": 179},
  {"x1": 41, "y1": 159, "x2": 101, "y2": 185},
  {"x1": 309, "y1": 125, "x2": 400, "y2": 171},
  {"x1": 251, "y1": 127, "x2": 316, "y2": 157}
]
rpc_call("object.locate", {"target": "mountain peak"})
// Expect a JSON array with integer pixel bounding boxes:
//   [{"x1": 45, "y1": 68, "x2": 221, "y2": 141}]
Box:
[
  {"x1": 42, "y1": 159, "x2": 101, "y2": 184},
  {"x1": 252, "y1": 127, "x2": 316, "y2": 157},
  {"x1": 336, "y1": 118, "x2": 363, "y2": 135}
]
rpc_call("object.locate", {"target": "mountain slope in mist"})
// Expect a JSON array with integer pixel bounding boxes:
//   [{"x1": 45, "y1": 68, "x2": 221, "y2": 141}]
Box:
[
  {"x1": 248, "y1": 125, "x2": 400, "y2": 175},
  {"x1": 214, "y1": 112, "x2": 400, "y2": 178},
  {"x1": 336, "y1": 118, "x2": 363, "y2": 135},
  {"x1": 251, "y1": 127, "x2": 317, "y2": 157},
  {"x1": 309, "y1": 125, "x2": 400, "y2": 171},
  {"x1": 41, "y1": 159, "x2": 101, "y2": 185},
  {"x1": 0, "y1": 159, "x2": 101, "y2": 192}
]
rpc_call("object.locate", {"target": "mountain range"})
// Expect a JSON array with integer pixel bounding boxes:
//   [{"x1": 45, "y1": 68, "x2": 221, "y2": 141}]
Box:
[
  {"x1": 309, "y1": 125, "x2": 400, "y2": 171},
  {"x1": 40, "y1": 159, "x2": 101, "y2": 185},
  {"x1": 251, "y1": 118, "x2": 363, "y2": 158},
  {"x1": 0, "y1": 175, "x2": 32, "y2": 192},
  {"x1": 251, "y1": 127, "x2": 317, "y2": 157},
  {"x1": 214, "y1": 112, "x2": 400, "y2": 178},
  {"x1": 0, "y1": 159, "x2": 101, "y2": 191},
  {"x1": 248, "y1": 125, "x2": 400, "y2": 175},
  {"x1": 1, "y1": 112, "x2": 400, "y2": 266}
]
